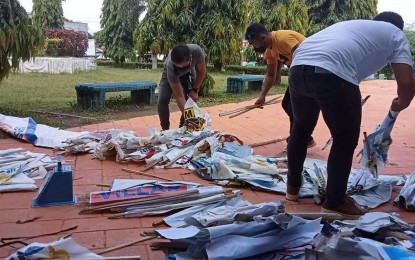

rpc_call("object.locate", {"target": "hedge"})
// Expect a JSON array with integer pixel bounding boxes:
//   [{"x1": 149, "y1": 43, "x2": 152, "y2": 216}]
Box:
[
  {"x1": 96, "y1": 60, "x2": 164, "y2": 69},
  {"x1": 43, "y1": 28, "x2": 88, "y2": 57},
  {"x1": 96, "y1": 60, "x2": 289, "y2": 76}
]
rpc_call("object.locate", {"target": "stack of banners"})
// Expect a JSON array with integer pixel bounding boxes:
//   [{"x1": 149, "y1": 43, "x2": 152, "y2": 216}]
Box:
[
  {"x1": 154, "y1": 210, "x2": 415, "y2": 260},
  {"x1": 80, "y1": 180, "x2": 240, "y2": 219},
  {"x1": 359, "y1": 109, "x2": 399, "y2": 178},
  {"x1": 55, "y1": 130, "x2": 112, "y2": 154},
  {"x1": 191, "y1": 152, "x2": 406, "y2": 209},
  {"x1": 6, "y1": 238, "x2": 103, "y2": 260},
  {"x1": 0, "y1": 113, "x2": 87, "y2": 148},
  {"x1": 0, "y1": 148, "x2": 58, "y2": 192}
]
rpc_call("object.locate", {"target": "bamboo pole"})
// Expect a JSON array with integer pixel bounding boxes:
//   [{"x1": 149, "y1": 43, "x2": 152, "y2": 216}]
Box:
[
  {"x1": 122, "y1": 168, "x2": 176, "y2": 182},
  {"x1": 97, "y1": 236, "x2": 156, "y2": 255},
  {"x1": 248, "y1": 136, "x2": 289, "y2": 148}
]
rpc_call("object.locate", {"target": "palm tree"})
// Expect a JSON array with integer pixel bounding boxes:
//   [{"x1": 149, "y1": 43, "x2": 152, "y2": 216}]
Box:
[
  {"x1": 251, "y1": 0, "x2": 309, "y2": 35},
  {"x1": 101, "y1": 0, "x2": 146, "y2": 64},
  {"x1": 306, "y1": 0, "x2": 377, "y2": 35},
  {"x1": 135, "y1": 0, "x2": 252, "y2": 69}
]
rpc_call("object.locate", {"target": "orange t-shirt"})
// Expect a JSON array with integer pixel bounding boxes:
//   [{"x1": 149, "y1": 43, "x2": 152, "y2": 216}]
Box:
[{"x1": 263, "y1": 30, "x2": 306, "y2": 66}]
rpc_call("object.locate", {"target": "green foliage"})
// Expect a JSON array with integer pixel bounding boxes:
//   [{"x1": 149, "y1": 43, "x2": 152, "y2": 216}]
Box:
[
  {"x1": 199, "y1": 73, "x2": 215, "y2": 97},
  {"x1": 0, "y1": 0, "x2": 44, "y2": 82},
  {"x1": 225, "y1": 65, "x2": 289, "y2": 76},
  {"x1": 404, "y1": 29, "x2": 415, "y2": 61},
  {"x1": 96, "y1": 60, "x2": 164, "y2": 69},
  {"x1": 43, "y1": 28, "x2": 88, "y2": 57},
  {"x1": 306, "y1": 0, "x2": 378, "y2": 35},
  {"x1": 134, "y1": 0, "x2": 252, "y2": 69},
  {"x1": 94, "y1": 30, "x2": 105, "y2": 47},
  {"x1": 243, "y1": 46, "x2": 259, "y2": 62},
  {"x1": 33, "y1": 0, "x2": 64, "y2": 29},
  {"x1": 100, "y1": 0, "x2": 146, "y2": 64},
  {"x1": 44, "y1": 38, "x2": 63, "y2": 57},
  {"x1": 251, "y1": 0, "x2": 309, "y2": 35}
]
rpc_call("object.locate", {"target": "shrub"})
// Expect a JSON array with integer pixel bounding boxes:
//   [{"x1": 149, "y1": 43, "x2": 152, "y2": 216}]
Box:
[
  {"x1": 96, "y1": 60, "x2": 164, "y2": 69},
  {"x1": 199, "y1": 73, "x2": 215, "y2": 97},
  {"x1": 43, "y1": 28, "x2": 88, "y2": 57},
  {"x1": 225, "y1": 65, "x2": 289, "y2": 76},
  {"x1": 44, "y1": 38, "x2": 63, "y2": 57}
]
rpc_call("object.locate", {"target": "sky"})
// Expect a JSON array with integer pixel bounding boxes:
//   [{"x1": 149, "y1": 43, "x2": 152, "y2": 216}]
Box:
[{"x1": 18, "y1": 0, "x2": 415, "y2": 34}]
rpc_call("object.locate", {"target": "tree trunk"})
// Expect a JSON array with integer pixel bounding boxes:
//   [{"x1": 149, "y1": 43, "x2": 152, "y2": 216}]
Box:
[
  {"x1": 151, "y1": 54, "x2": 157, "y2": 69},
  {"x1": 213, "y1": 61, "x2": 223, "y2": 71}
]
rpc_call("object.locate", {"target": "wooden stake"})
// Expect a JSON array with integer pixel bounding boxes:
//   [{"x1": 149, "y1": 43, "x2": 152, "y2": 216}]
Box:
[
  {"x1": 97, "y1": 236, "x2": 156, "y2": 255},
  {"x1": 248, "y1": 137, "x2": 289, "y2": 148},
  {"x1": 141, "y1": 158, "x2": 163, "y2": 172},
  {"x1": 122, "y1": 168, "x2": 176, "y2": 182}
]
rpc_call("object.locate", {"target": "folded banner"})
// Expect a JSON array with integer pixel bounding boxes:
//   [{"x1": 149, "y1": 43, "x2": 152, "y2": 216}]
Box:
[{"x1": 0, "y1": 114, "x2": 87, "y2": 148}]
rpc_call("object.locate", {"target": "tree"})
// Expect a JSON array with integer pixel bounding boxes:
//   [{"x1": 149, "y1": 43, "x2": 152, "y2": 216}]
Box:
[
  {"x1": 306, "y1": 0, "x2": 378, "y2": 35},
  {"x1": 100, "y1": 0, "x2": 146, "y2": 64},
  {"x1": 0, "y1": 0, "x2": 44, "y2": 81},
  {"x1": 94, "y1": 30, "x2": 105, "y2": 47},
  {"x1": 135, "y1": 0, "x2": 252, "y2": 69},
  {"x1": 250, "y1": 0, "x2": 309, "y2": 35},
  {"x1": 33, "y1": 0, "x2": 65, "y2": 29}
]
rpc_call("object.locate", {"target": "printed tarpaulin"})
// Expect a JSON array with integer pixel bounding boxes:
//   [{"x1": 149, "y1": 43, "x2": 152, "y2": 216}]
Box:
[
  {"x1": 359, "y1": 109, "x2": 399, "y2": 178},
  {"x1": 163, "y1": 197, "x2": 251, "y2": 228},
  {"x1": 6, "y1": 237, "x2": 103, "y2": 260},
  {"x1": 0, "y1": 113, "x2": 87, "y2": 148},
  {"x1": 90, "y1": 179, "x2": 203, "y2": 205},
  {"x1": 157, "y1": 213, "x2": 322, "y2": 259},
  {"x1": 183, "y1": 98, "x2": 211, "y2": 131},
  {"x1": 184, "y1": 200, "x2": 285, "y2": 228},
  {"x1": 394, "y1": 171, "x2": 415, "y2": 211}
]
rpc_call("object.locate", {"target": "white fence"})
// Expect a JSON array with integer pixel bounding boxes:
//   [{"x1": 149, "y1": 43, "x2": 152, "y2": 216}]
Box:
[{"x1": 17, "y1": 57, "x2": 96, "y2": 74}]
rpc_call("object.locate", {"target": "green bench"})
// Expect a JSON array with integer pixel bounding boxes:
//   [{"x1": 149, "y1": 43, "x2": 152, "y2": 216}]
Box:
[
  {"x1": 227, "y1": 75, "x2": 264, "y2": 93},
  {"x1": 75, "y1": 81, "x2": 157, "y2": 109}
]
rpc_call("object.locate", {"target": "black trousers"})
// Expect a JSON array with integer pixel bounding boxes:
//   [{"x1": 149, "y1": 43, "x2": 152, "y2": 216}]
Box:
[
  {"x1": 158, "y1": 72, "x2": 193, "y2": 130},
  {"x1": 287, "y1": 65, "x2": 362, "y2": 206},
  {"x1": 282, "y1": 87, "x2": 314, "y2": 143}
]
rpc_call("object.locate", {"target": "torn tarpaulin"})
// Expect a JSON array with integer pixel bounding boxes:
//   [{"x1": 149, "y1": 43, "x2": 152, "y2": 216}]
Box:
[
  {"x1": 158, "y1": 213, "x2": 322, "y2": 260},
  {"x1": 394, "y1": 171, "x2": 415, "y2": 211},
  {"x1": 0, "y1": 113, "x2": 87, "y2": 148},
  {"x1": 6, "y1": 237, "x2": 103, "y2": 260},
  {"x1": 0, "y1": 148, "x2": 58, "y2": 192}
]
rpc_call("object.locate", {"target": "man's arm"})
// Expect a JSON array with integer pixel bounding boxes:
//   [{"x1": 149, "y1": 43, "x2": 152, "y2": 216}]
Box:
[
  {"x1": 193, "y1": 60, "x2": 207, "y2": 92},
  {"x1": 169, "y1": 81, "x2": 187, "y2": 113},
  {"x1": 391, "y1": 63, "x2": 415, "y2": 111},
  {"x1": 275, "y1": 60, "x2": 283, "y2": 85},
  {"x1": 255, "y1": 60, "x2": 277, "y2": 106}
]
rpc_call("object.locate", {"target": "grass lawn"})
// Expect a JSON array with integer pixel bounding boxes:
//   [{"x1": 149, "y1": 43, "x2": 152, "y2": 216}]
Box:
[{"x1": 0, "y1": 66, "x2": 287, "y2": 132}]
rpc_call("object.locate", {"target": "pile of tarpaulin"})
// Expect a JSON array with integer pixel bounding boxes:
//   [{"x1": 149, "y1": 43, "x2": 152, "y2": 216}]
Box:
[
  {"x1": 147, "y1": 197, "x2": 415, "y2": 259},
  {"x1": 0, "y1": 148, "x2": 59, "y2": 192}
]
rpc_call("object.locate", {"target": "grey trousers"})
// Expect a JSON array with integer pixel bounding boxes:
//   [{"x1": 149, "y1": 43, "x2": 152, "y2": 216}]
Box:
[{"x1": 158, "y1": 72, "x2": 193, "y2": 130}]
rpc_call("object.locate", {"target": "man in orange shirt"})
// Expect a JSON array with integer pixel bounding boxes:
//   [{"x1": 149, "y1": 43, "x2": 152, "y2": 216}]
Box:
[{"x1": 245, "y1": 23, "x2": 316, "y2": 149}]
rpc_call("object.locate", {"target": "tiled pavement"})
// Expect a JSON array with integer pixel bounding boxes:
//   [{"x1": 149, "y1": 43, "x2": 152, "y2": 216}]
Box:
[{"x1": 0, "y1": 80, "x2": 414, "y2": 259}]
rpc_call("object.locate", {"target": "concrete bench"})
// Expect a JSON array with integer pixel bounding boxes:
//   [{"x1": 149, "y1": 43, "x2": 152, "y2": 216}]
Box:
[
  {"x1": 75, "y1": 81, "x2": 157, "y2": 109},
  {"x1": 227, "y1": 75, "x2": 264, "y2": 93}
]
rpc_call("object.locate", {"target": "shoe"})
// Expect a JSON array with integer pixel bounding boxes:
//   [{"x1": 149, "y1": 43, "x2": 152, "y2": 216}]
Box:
[
  {"x1": 321, "y1": 196, "x2": 368, "y2": 219},
  {"x1": 286, "y1": 185, "x2": 300, "y2": 201},
  {"x1": 286, "y1": 176, "x2": 304, "y2": 201},
  {"x1": 307, "y1": 138, "x2": 317, "y2": 148}
]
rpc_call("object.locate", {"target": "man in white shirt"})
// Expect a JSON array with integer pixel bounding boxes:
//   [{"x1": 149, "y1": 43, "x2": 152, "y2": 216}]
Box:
[{"x1": 287, "y1": 12, "x2": 415, "y2": 218}]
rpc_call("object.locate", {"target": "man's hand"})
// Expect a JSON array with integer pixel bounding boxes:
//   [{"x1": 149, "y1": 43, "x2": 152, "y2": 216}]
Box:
[
  {"x1": 391, "y1": 97, "x2": 411, "y2": 112},
  {"x1": 255, "y1": 94, "x2": 266, "y2": 106},
  {"x1": 189, "y1": 90, "x2": 199, "y2": 102}
]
